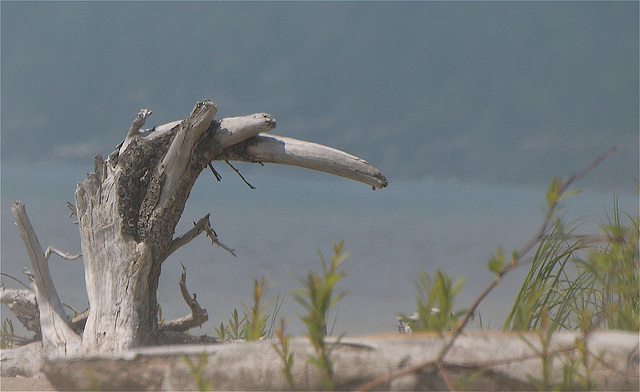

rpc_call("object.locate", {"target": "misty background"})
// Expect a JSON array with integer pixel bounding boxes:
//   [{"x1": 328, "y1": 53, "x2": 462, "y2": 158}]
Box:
[{"x1": 1, "y1": 2, "x2": 638, "y2": 335}]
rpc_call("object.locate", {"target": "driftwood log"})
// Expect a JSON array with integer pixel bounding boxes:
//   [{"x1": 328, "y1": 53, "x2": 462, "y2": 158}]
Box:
[{"x1": 42, "y1": 332, "x2": 639, "y2": 391}]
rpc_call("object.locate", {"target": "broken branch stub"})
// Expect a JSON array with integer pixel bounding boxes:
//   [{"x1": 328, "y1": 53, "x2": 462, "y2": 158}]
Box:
[{"x1": 159, "y1": 265, "x2": 208, "y2": 333}]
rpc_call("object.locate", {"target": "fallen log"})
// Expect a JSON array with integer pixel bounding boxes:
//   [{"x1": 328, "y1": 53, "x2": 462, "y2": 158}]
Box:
[
  {"x1": 0, "y1": 341, "x2": 44, "y2": 378},
  {"x1": 42, "y1": 331, "x2": 639, "y2": 391}
]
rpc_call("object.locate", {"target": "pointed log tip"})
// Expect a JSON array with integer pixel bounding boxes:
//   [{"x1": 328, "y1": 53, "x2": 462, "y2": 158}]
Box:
[
  {"x1": 366, "y1": 167, "x2": 388, "y2": 190},
  {"x1": 194, "y1": 100, "x2": 218, "y2": 114},
  {"x1": 11, "y1": 201, "x2": 27, "y2": 215},
  {"x1": 377, "y1": 174, "x2": 389, "y2": 189}
]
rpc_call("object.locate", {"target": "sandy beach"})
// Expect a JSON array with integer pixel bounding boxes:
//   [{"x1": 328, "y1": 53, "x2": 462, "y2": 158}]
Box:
[{"x1": 1, "y1": 376, "x2": 55, "y2": 391}]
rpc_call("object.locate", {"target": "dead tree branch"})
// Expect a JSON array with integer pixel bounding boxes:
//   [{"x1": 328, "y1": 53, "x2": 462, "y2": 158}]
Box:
[
  {"x1": 0, "y1": 285, "x2": 40, "y2": 336},
  {"x1": 169, "y1": 214, "x2": 236, "y2": 258},
  {"x1": 43, "y1": 247, "x2": 82, "y2": 261},
  {"x1": 169, "y1": 214, "x2": 213, "y2": 255},
  {"x1": 11, "y1": 202, "x2": 81, "y2": 357},
  {"x1": 159, "y1": 265, "x2": 208, "y2": 332},
  {"x1": 215, "y1": 134, "x2": 388, "y2": 189}
]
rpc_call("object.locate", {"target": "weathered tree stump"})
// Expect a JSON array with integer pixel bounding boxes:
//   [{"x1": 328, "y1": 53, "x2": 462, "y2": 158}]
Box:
[{"x1": 2, "y1": 100, "x2": 387, "y2": 367}]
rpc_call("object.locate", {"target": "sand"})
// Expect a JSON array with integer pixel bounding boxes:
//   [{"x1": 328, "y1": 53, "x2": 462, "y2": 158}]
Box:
[{"x1": 0, "y1": 376, "x2": 55, "y2": 391}]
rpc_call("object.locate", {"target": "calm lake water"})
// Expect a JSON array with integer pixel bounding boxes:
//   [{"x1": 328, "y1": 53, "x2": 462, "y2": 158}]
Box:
[{"x1": 1, "y1": 161, "x2": 636, "y2": 336}]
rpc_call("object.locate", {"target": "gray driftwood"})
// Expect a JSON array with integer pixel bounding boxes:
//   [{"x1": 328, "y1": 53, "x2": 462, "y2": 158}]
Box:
[
  {"x1": 42, "y1": 331, "x2": 639, "y2": 391},
  {"x1": 75, "y1": 100, "x2": 386, "y2": 354},
  {"x1": 1, "y1": 100, "x2": 387, "y2": 375},
  {"x1": 10, "y1": 202, "x2": 83, "y2": 357}
]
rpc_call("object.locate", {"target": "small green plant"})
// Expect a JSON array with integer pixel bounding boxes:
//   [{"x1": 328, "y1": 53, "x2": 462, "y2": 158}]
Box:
[
  {"x1": 293, "y1": 240, "x2": 350, "y2": 390},
  {"x1": 521, "y1": 311, "x2": 558, "y2": 391},
  {"x1": 214, "y1": 276, "x2": 281, "y2": 341},
  {"x1": 398, "y1": 270, "x2": 466, "y2": 333},
  {"x1": 272, "y1": 317, "x2": 295, "y2": 389},
  {"x1": 213, "y1": 322, "x2": 228, "y2": 340},
  {"x1": 215, "y1": 308, "x2": 246, "y2": 340},
  {"x1": 1, "y1": 318, "x2": 15, "y2": 349},
  {"x1": 503, "y1": 217, "x2": 588, "y2": 331},
  {"x1": 183, "y1": 350, "x2": 213, "y2": 391},
  {"x1": 519, "y1": 310, "x2": 600, "y2": 391},
  {"x1": 504, "y1": 189, "x2": 639, "y2": 332},
  {"x1": 502, "y1": 178, "x2": 638, "y2": 390},
  {"x1": 240, "y1": 276, "x2": 271, "y2": 341},
  {"x1": 579, "y1": 201, "x2": 639, "y2": 331}
]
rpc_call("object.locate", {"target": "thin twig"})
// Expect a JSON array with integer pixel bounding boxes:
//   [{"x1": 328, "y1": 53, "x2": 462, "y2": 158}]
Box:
[
  {"x1": 170, "y1": 214, "x2": 212, "y2": 255},
  {"x1": 65, "y1": 201, "x2": 77, "y2": 218},
  {"x1": 585, "y1": 347, "x2": 635, "y2": 377},
  {"x1": 208, "y1": 162, "x2": 222, "y2": 181},
  {"x1": 226, "y1": 160, "x2": 256, "y2": 189},
  {"x1": 565, "y1": 146, "x2": 617, "y2": 186},
  {"x1": 356, "y1": 339, "x2": 586, "y2": 391},
  {"x1": 44, "y1": 246, "x2": 82, "y2": 261},
  {"x1": 436, "y1": 360, "x2": 457, "y2": 392},
  {"x1": 0, "y1": 272, "x2": 30, "y2": 290},
  {"x1": 63, "y1": 303, "x2": 83, "y2": 315},
  {"x1": 169, "y1": 214, "x2": 237, "y2": 257},
  {"x1": 203, "y1": 221, "x2": 237, "y2": 257}
]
